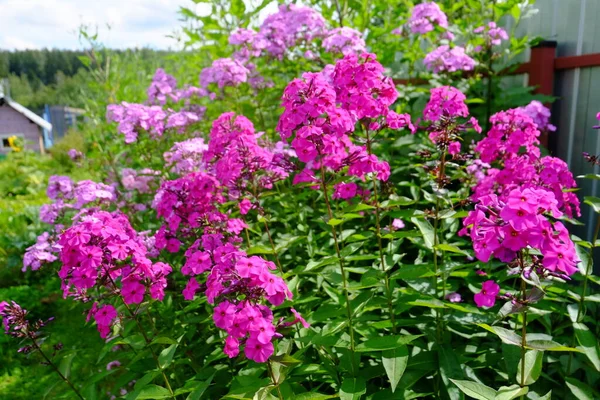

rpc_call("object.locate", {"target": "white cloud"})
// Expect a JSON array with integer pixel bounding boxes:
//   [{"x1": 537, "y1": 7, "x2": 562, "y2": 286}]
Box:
[{"x1": 0, "y1": 0, "x2": 190, "y2": 50}]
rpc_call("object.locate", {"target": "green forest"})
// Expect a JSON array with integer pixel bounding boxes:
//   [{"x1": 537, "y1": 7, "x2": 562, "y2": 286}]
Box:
[{"x1": 0, "y1": 49, "x2": 172, "y2": 112}]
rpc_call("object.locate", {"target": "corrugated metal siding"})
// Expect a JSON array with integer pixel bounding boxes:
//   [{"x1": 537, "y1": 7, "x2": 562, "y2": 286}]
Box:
[{"x1": 514, "y1": 0, "x2": 600, "y2": 241}]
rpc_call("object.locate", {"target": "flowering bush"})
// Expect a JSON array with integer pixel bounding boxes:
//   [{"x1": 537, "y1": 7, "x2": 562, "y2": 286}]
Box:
[{"x1": 2, "y1": 1, "x2": 599, "y2": 399}]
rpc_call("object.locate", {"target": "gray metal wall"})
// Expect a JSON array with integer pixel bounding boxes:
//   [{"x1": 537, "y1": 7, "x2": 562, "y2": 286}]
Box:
[{"x1": 510, "y1": 0, "x2": 600, "y2": 240}]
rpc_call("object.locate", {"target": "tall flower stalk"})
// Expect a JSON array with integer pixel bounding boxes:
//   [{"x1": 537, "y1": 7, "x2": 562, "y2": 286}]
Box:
[
  {"x1": 365, "y1": 128, "x2": 397, "y2": 333},
  {"x1": 319, "y1": 164, "x2": 357, "y2": 371},
  {"x1": 0, "y1": 301, "x2": 84, "y2": 400}
]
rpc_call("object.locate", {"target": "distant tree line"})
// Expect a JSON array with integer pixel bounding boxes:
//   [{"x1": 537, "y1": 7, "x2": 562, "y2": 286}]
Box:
[{"x1": 0, "y1": 49, "x2": 173, "y2": 113}]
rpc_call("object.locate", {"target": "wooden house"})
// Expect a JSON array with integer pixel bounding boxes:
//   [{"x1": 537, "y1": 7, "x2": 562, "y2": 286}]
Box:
[{"x1": 0, "y1": 84, "x2": 52, "y2": 154}]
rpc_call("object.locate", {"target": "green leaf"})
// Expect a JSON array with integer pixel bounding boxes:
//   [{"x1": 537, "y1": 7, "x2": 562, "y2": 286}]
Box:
[
  {"x1": 339, "y1": 377, "x2": 366, "y2": 400},
  {"x1": 186, "y1": 374, "x2": 214, "y2": 400},
  {"x1": 390, "y1": 264, "x2": 434, "y2": 280},
  {"x1": 526, "y1": 340, "x2": 582, "y2": 352},
  {"x1": 538, "y1": 391, "x2": 552, "y2": 400},
  {"x1": 136, "y1": 385, "x2": 172, "y2": 399},
  {"x1": 477, "y1": 324, "x2": 522, "y2": 346},
  {"x1": 411, "y1": 217, "x2": 435, "y2": 249},
  {"x1": 151, "y1": 336, "x2": 178, "y2": 345},
  {"x1": 516, "y1": 350, "x2": 542, "y2": 385},
  {"x1": 382, "y1": 345, "x2": 409, "y2": 393},
  {"x1": 584, "y1": 196, "x2": 600, "y2": 213},
  {"x1": 578, "y1": 174, "x2": 600, "y2": 180},
  {"x1": 270, "y1": 354, "x2": 302, "y2": 367},
  {"x1": 355, "y1": 334, "x2": 422, "y2": 352},
  {"x1": 573, "y1": 322, "x2": 600, "y2": 371},
  {"x1": 439, "y1": 345, "x2": 464, "y2": 400},
  {"x1": 434, "y1": 243, "x2": 468, "y2": 256},
  {"x1": 133, "y1": 371, "x2": 159, "y2": 392},
  {"x1": 58, "y1": 351, "x2": 76, "y2": 379},
  {"x1": 294, "y1": 394, "x2": 338, "y2": 400},
  {"x1": 158, "y1": 344, "x2": 178, "y2": 369},
  {"x1": 328, "y1": 218, "x2": 343, "y2": 226},
  {"x1": 340, "y1": 242, "x2": 363, "y2": 257},
  {"x1": 565, "y1": 378, "x2": 595, "y2": 400},
  {"x1": 449, "y1": 379, "x2": 497, "y2": 400},
  {"x1": 247, "y1": 245, "x2": 275, "y2": 255},
  {"x1": 494, "y1": 385, "x2": 528, "y2": 400}
]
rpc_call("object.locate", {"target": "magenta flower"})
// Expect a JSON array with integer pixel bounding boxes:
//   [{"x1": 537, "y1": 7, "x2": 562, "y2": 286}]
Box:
[
  {"x1": 224, "y1": 336, "x2": 240, "y2": 358},
  {"x1": 239, "y1": 199, "x2": 253, "y2": 215},
  {"x1": 213, "y1": 301, "x2": 236, "y2": 330},
  {"x1": 121, "y1": 279, "x2": 145, "y2": 305},
  {"x1": 182, "y1": 278, "x2": 201, "y2": 301},
  {"x1": 474, "y1": 280, "x2": 500, "y2": 308},
  {"x1": 332, "y1": 182, "x2": 358, "y2": 200},
  {"x1": 244, "y1": 337, "x2": 274, "y2": 363},
  {"x1": 291, "y1": 308, "x2": 310, "y2": 328},
  {"x1": 94, "y1": 305, "x2": 117, "y2": 326}
]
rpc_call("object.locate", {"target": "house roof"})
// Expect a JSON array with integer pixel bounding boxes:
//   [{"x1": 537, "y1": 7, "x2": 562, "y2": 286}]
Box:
[{"x1": 0, "y1": 93, "x2": 53, "y2": 132}]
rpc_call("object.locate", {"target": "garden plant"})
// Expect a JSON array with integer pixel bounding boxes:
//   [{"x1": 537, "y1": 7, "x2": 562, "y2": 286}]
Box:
[{"x1": 1, "y1": 1, "x2": 599, "y2": 399}]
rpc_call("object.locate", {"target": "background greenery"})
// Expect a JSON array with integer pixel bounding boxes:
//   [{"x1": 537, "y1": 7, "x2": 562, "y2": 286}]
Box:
[{"x1": 0, "y1": 1, "x2": 598, "y2": 399}]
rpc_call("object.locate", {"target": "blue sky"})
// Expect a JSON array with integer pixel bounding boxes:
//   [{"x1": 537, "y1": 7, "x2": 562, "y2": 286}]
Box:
[{"x1": 0, "y1": 0, "x2": 202, "y2": 50}]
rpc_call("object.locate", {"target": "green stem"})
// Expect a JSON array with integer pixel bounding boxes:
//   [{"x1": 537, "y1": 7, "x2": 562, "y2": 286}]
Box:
[
  {"x1": 519, "y1": 255, "x2": 527, "y2": 396},
  {"x1": 365, "y1": 129, "x2": 396, "y2": 333},
  {"x1": 28, "y1": 333, "x2": 84, "y2": 400},
  {"x1": 578, "y1": 214, "x2": 600, "y2": 319},
  {"x1": 567, "y1": 212, "x2": 600, "y2": 373},
  {"x1": 109, "y1": 276, "x2": 174, "y2": 397},
  {"x1": 263, "y1": 219, "x2": 283, "y2": 274},
  {"x1": 319, "y1": 164, "x2": 356, "y2": 373},
  {"x1": 433, "y1": 150, "x2": 447, "y2": 343},
  {"x1": 267, "y1": 360, "x2": 284, "y2": 400}
]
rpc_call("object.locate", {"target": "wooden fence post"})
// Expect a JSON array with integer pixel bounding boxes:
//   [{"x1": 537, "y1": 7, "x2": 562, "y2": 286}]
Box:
[{"x1": 528, "y1": 40, "x2": 557, "y2": 148}]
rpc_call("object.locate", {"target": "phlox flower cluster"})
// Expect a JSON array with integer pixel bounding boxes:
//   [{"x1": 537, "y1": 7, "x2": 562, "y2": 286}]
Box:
[
  {"x1": 164, "y1": 137, "x2": 208, "y2": 174},
  {"x1": 422, "y1": 86, "x2": 481, "y2": 154},
  {"x1": 1, "y1": 301, "x2": 54, "y2": 348},
  {"x1": 40, "y1": 176, "x2": 116, "y2": 225},
  {"x1": 200, "y1": 58, "x2": 250, "y2": 89},
  {"x1": 253, "y1": 4, "x2": 327, "y2": 58},
  {"x1": 107, "y1": 102, "x2": 201, "y2": 143},
  {"x1": 152, "y1": 172, "x2": 225, "y2": 252},
  {"x1": 68, "y1": 148, "x2": 83, "y2": 161},
  {"x1": 148, "y1": 68, "x2": 209, "y2": 105},
  {"x1": 57, "y1": 211, "x2": 172, "y2": 337},
  {"x1": 181, "y1": 230, "x2": 302, "y2": 362},
  {"x1": 472, "y1": 154, "x2": 581, "y2": 219},
  {"x1": 277, "y1": 53, "x2": 413, "y2": 185},
  {"x1": 152, "y1": 167, "x2": 303, "y2": 362},
  {"x1": 203, "y1": 112, "x2": 294, "y2": 193},
  {"x1": 519, "y1": 100, "x2": 556, "y2": 132},
  {"x1": 23, "y1": 232, "x2": 60, "y2": 272},
  {"x1": 228, "y1": 5, "x2": 369, "y2": 61},
  {"x1": 424, "y1": 45, "x2": 476, "y2": 73},
  {"x1": 460, "y1": 188, "x2": 579, "y2": 277},
  {"x1": 147, "y1": 68, "x2": 178, "y2": 105},
  {"x1": 405, "y1": 2, "x2": 448, "y2": 34},
  {"x1": 474, "y1": 22, "x2": 509, "y2": 46},
  {"x1": 322, "y1": 27, "x2": 367, "y2": 56},
  {"x1": 475, "y1": 108, "x2": 541, "y2": 163},
  {"x1": 121, "y1": 168, "x2": 159, "y2": 194}
]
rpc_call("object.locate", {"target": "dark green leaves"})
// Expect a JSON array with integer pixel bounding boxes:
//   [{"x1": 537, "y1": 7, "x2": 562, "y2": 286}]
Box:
[
  {"x1": 339, "y1": 377, "x2": 367, "y2": 400},
  {"x1": 355, "y1": 335, "x2": 422, "y2": 352},
  {"x1": 411, "y1": 217, "x2": 435, "y2": 249},
  {"x1": 382, "y1": 346, "x2": 409, "y2": 393},
  {"x1": 450, "y1": 379, "x2": 496, "y2": 400}
]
